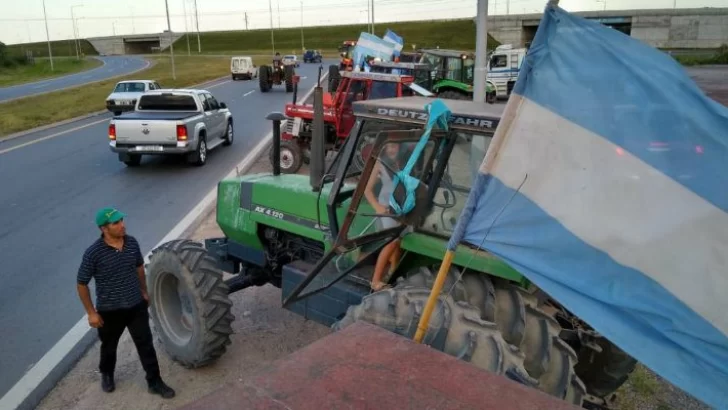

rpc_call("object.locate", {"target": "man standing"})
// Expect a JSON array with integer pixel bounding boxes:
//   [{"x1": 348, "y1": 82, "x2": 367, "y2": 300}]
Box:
[{"x1": 76, "y1": 207, "x2": 175, "y2": 398}]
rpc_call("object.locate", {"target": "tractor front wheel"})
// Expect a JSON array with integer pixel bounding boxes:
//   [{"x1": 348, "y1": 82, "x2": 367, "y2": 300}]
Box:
[
  {"x1": 146, "y1": 239, "x2": 234, "y2": 369},
  {"x1": 269, "y1": 139, "x2": 303, "y2": 174}
]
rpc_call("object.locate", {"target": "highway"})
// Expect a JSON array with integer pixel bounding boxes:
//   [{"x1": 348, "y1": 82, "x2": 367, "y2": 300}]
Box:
[
  {"x1": 0, "y1": 56, "x2": 149, "y2": 103},
  {"x1": 0, "y1": 60, "x2": 334, "y2": 398}
]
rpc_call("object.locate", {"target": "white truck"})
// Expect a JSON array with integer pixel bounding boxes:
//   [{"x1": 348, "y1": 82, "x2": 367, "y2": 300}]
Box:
[
  {"x1": 486, "y1": 44, "x2": 527, "y2": 99},
  {"x1": 108, "y1": 89, "x2": 234, "y2": 167},
  {"x1": 230, "y1": 56, "x2": 257, "y2": 80},
  {"x1": 105, "y1": 80, "x2": 162, "y2": 115}
]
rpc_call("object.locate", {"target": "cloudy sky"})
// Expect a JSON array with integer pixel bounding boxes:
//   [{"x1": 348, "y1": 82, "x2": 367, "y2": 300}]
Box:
[{"x1": 0, "y1": 0, "x2": 726, "y2": 45}]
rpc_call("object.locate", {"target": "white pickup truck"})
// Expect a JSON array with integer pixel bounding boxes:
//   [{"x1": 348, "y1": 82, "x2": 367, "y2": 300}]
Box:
[{"x1": 108, "y1": 89, "x2": 234, "y2": 167}]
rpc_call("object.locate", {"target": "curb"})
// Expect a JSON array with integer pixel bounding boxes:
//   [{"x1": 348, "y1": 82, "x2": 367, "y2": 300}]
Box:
[
  {"x1": 0, "y1": 73, "x2": 326, "y2": 410},
  {"x1": 0, "y1": 75, "x2": 229, "y2": 144}
]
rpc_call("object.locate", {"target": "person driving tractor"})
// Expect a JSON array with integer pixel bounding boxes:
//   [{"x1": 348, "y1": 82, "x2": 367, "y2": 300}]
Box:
[{"x1": 363, "y1": 142, "x2": 404, "y2": 291}]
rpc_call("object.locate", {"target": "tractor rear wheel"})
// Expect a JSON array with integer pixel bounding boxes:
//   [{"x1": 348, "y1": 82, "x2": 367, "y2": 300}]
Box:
[
  {"x1": 333, "y1": 285, "x2": 539, "y2": 391},
  {"x1": 284, "y1": 66, "x2": 294, "y2": 93},
  {"x1": 438, "y1": 89, "x2": 470, "y2": 100},
  {"x1": 328, "y1": 65, "x2": 340, "y2": 92},
  {"x1": 574, "y1": 337, "x2": 638, "y2": 398},
  {"x1": 259, "y1": 65, "x2": 270, "y2": 92},
  {"x1": 385, "y1": 267, "x2": 587, "y2": 406},
  {"x1": 146, "y1": 239, "x2": 234, "y2": 369},
  {"x1": 269, "y1": 139, "x2": 303, "y2": 174}
]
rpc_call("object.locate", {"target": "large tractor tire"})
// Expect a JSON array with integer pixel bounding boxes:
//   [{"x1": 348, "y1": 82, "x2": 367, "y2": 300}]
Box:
[
  {"x1": 284, "y1": 65, "x2": 294, "y2": 93},
  {"x1": 438, "y1": 89, "x2": 470, "y2": 100},
  {"x1": 328, "y1": 65, "x2": 341, "y2": 93},
  {"x1": 383, "y1": 266, "x2": 587, "y2": 406},
  {"x1": 574, "y1": 337, "x2": 638, "y2": 398},
  {"x1": 259, "y1": 65, "x2": 270, "y2": 92},
  {"x1": 333, "y1": 285, "x2": 538, "y2": 389},
  {"x1": 269, "y1": 139, "x2": 303, "y2": 174},
  {"x1": 146, "y1": 239, "x2": 234, "y2": 369}
]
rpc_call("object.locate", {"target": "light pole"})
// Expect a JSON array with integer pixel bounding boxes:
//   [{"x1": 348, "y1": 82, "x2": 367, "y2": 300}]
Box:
[
  {"x1": 71, "y1": 5, "x2": 84, "y2": 59},
  {"x1": 269, "y1": 0, "x2": 276, "y2": 54},
  {"x1": 183, "y1": 0, "x2": 191, "y2": 55},
  {"x1": 42, "y1": 0, "x2": 54, "y2": 70},
  {"x1": 164, "y1": 0, "x2": 176, "y2": 79},
  {"x1": 193, "y1": 0, "x2": 201, "y2": 53},
  {"x1": 300, "y1": 0, "x2": 305, "y2": 51},
  {"x1": 473, "y1": 0, "x2": 488, "y2": 104}
]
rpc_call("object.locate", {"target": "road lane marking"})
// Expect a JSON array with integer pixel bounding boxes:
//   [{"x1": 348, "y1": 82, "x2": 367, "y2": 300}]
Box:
[
  {"x1": 243, "y1": 90, "x2": 255, "y2": 97},
  {"x1": 0, "y1": 118, "x2": 108, "y2": 156},
  {"x1": 0, "y1": 72, "x2": 328, "y2": 410}
]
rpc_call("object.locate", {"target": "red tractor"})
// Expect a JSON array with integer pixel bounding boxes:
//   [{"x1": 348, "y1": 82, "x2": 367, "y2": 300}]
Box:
[
  {"x1": 259, "y1": 58, "x2": 295, "y2": 93},
  {"x1": 271, "y1": 70, "x2": 424, "y2": 174}
]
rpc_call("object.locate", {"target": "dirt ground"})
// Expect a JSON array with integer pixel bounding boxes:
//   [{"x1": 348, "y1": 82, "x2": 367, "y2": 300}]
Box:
[{"x1": 36, "y1": 153, "x2": 332, "y2": 410}]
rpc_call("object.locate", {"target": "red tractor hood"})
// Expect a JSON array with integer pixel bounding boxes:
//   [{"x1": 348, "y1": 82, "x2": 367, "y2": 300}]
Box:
[{"x1": 284, "y1": 92, "x2": 337, "y2": 120}]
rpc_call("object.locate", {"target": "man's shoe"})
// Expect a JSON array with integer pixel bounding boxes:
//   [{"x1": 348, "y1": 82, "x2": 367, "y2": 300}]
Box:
[
  {"x1": 148, "y1": 379, "x2": 175, "y2": 399},
  {"x1": 101, "y1": 373, "x2": 115, "y2": 393}
]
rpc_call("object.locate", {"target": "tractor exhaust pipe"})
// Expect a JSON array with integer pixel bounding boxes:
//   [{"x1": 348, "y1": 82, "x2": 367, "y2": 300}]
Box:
[
  {"x1": 292, "y1": 75, "x2": 300, "y2": 104},
  {"x1": 266, "y1": 112, "x2": 287, "y2": 176},
  {"x1": 309, "y1": 68, "x2": 325, "y2": 192}
]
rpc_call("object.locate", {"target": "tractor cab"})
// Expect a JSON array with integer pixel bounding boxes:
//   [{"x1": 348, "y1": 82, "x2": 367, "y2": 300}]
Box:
[
  {"x1": 368, "y1": 61, "x2": 434, "y2": 90},
  {"x1": 338, "y1": 40, "x2": 357, "y2": 70},
  {"x1": 279, "y1": 71, "x2": 432, "y2": 173},
  {"x1": 418, "y1": 49, "x2": 496, "y2": 103}
]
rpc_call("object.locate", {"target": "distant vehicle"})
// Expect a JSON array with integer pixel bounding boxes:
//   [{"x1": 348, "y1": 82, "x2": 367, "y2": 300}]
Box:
[
  {"x1": 230, "y1": 56, "x2": 257, "y2": 81},
  {"x1": 486, "y1": 44, "x2": 527, "y2": 99},
  {"x1": 105, "y1": 80, "x2": 161, "y2": 115},
  {"x1": 303, "y1": 49, "x2": 322, "y2": 63},
  {"x1": 108, "y1": 89, "x2": 233, "y2": 167},
  {"x1": 282, "y1": 54, "x2": 299, "y2": 68}
]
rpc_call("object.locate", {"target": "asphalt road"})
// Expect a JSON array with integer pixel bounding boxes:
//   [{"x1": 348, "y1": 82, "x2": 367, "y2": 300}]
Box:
[
  {"x1": 0, "y1": 56, "x2": 149, "y2": 103},
  {"x1": 0, "y1": 60, "x2": 334, "y2": 398}
]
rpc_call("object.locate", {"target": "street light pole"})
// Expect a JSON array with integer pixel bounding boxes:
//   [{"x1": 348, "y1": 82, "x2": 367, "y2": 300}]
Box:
[
  {"x1": 300, "y1": 0, "x2": 305, "y2": 51},
  {"x1": 164, "y1": 0, "x2": 176, "y2": 79},
  {"x1": 269, "y1": 0, "x2": 276, "y2": 54},
  {"x1": 70, "y1": 8, "x2": 79, "y2": 59},
  {"x1": 473, "y1": 0, "x2": 488, "y2": 104},
  {"x1": 183, "y1": 0, "x2": 191, "y2": 55},
  {"x1": 42, "y1": 0, "x2": 54, "y2": 70},
  {"x1": 193, "y1": 0, "x2": 201, "y2": 53}
]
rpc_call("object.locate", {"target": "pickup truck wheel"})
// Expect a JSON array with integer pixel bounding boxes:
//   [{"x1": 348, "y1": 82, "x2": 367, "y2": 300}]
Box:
[
  {"x1": 188, "y1": 137, "x2": 207, "y2": 166},
  {"x1": 121, "y1": 153, "x2": 142, "y2": 167},
  {"x1": 223, "y1": 121, "x2": 234, "y2": 146}
]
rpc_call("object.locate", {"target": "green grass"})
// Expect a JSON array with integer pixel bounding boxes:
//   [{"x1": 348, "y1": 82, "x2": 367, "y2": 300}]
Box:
[
  {"x1": 174, "y1": 19, "x2": 500, "y2": 56},
  {"x1": 0, "y1": 57, "x2": 103, "y2": 87},
  {"x1": 674, "y1": 45, "x2": 728, "y2": 66},
  {"x1": 0, "y1": 55, "x2": 266, "y2": 137},
  {"x1": 5, "y1": 39, "x2": 98, "y2": 58}
]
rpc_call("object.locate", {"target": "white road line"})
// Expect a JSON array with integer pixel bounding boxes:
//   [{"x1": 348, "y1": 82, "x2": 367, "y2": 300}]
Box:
[
  {"x1": 243, "y1": 90, "x2": 255, "y2": 97},
  {"x1": 0, "y1": 118, "x2": 109, "y2": 156},
  {"x1": 0, "y1": 74, "x2": 328, "y2": 410}
]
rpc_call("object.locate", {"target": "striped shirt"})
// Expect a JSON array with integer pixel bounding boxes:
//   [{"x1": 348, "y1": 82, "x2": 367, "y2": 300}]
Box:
[{"x1": 77, "y1": 235, "x2": 144, "y2": 312}]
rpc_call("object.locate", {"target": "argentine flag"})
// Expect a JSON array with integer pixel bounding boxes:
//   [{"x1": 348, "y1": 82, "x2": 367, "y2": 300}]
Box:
[{"x1": 447, "y1": 4, "x2": 728, "y2": 409}]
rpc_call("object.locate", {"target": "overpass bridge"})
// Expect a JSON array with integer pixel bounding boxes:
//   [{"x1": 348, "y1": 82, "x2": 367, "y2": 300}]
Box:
[
  {"x1": 87, "y1": 32, "x2": 183, "y2": 56},
  {"x1": 487, "y1": 7, "x2": 728, "y2": 49}
]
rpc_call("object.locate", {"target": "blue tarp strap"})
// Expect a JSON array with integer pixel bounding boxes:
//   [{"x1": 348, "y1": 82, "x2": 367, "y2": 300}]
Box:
[{"x1": 388, "y1": 99, "x2": 452, "y2": 215}]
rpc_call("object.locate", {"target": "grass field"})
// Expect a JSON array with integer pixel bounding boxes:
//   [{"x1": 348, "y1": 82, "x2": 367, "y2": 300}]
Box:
[
  {"x1": 174, "y1": 19, "x2": 500, "y2": 56},
  {"x1": 0, "y1": 55, "x2": 265, "y2": 138},
  {"x1": 0, "y1": 57, "x2": 103, "y2": 87},
  {"x1": 5, "y1": 39, "x2": 98, "y2": 58}
]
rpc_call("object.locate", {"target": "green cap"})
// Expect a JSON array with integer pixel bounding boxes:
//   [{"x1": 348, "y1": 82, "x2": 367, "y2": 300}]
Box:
[{"x1": 95, "y1": 207, "x2": 126, "y2": 226}]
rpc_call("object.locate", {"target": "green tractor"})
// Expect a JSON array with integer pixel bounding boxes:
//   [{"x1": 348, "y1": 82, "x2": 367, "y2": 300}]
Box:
[
  {"x1": 145, "y1": 90, "x2": 636, "y2": 408},
  {"x1": 418, "y1": 48, "x2": 497, "y2": 103}
]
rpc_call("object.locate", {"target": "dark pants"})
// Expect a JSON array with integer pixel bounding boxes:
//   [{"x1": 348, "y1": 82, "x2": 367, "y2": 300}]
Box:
[{"x1": 97, "y1": 301, "x2": 161, "y2": 384}]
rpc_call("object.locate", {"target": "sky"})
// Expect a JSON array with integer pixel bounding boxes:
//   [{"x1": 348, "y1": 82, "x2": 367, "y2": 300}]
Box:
[{"x1": 0, "y1": 0, "x2": 726, "y2": 45}]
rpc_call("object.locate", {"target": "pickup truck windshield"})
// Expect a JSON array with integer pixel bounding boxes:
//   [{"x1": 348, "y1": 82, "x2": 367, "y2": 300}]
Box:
[
  {"x1": 114, "y1": 82, "x2": 146, "y2": 92},
  {"x1": 137, "y1": 94, "x2": 198, "y2": 111}
]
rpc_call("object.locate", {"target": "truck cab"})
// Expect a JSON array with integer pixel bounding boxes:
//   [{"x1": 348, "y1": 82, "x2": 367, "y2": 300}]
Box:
[{"x1": 486, "y1": 44, "x2": 527, "y2": 98}]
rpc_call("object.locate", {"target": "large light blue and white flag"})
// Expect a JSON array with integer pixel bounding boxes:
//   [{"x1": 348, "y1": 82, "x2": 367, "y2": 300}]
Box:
[
  {"x1": 351, "y1": 32, "x2": 395, "y2": 70},
  {"x1": 383, "y1": 29, "x2": 404, "y2": 57},
  {"x1": 447, "y1": 4, "x2": 728, "y2": 408}
]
